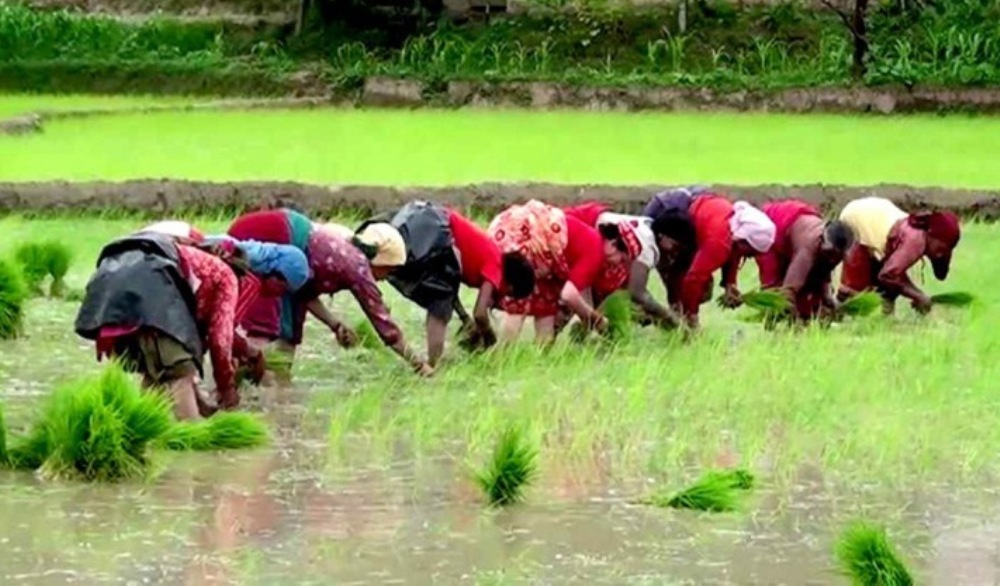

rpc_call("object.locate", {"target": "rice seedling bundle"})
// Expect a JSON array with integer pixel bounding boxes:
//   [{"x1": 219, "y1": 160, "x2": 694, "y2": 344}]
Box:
[
  {"x1": 354, "y1": 318, "x2": 382, "y2": 350},
  {"x1": 741, "y1": 289, "x2": 793, "y2": 313},
  {"x1": 600, "y1": 291, "x2": 634, "y2": 344},
  {"x1": 13, "y1": 240, "x2": 73, "y2": 297},
  {"x1": 840, "y1": 291, "x2": 883, "y2": 317},
  {"x1": 930, "y1": 291, "x2": 975, "y2": 307},
  {"x1": 263, "y1": 348, "x2": 293, "y2": 377},
  {"x1": 456, "y1": 322, "x2": 497, "y2": 353},
  {"x1": 30, "y1": 364, "x2": 174, "y2": 482},
  {"x1": 158, "y1": 412, "x2": 269, "y2": 452},
  {"x1": 0, "y1": 258, "x2": 28, "y2": 340},
  {"x1": 641, "y1": 468, "x2": 755, "y2": 512},
  {"x1": 836, "y1": 522, "x2": 914, "y2": 586},
  {"x1": 475, "y1": 425, "x2": 538, "y2": 507}
]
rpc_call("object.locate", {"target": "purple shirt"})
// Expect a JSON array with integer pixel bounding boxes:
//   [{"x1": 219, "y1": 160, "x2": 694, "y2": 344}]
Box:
[{"x1": 294, "y1": 230, "x2": 403, "y2": 346}]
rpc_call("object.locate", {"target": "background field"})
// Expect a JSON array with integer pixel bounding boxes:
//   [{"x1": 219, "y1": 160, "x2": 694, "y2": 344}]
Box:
[{"x1": 3, "y1": 107, "x2": 1000, "y2": 188}]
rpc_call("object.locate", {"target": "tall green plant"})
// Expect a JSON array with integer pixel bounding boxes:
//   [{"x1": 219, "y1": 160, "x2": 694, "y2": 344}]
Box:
[{"x1": 0, "y1": 258, "x2": 27, "y2": 340}]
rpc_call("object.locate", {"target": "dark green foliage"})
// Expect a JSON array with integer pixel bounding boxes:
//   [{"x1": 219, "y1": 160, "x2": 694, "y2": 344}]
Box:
[
  {"x1": 930, "y1": 291, "x2": 975, "y2": 307},
  {"x1": 600, "y1": 291, "x2": 634, "y2": 344},
  {"x1": 158, "y1": 412, "x2": 269, "y2": 451},
  {"x1": 475, "y1": 426, "x2": 538, "y2": 508},
  {"x1": 641, "y1": 468, "x2": 755, "y2": 512},
  {"x1": 0, "y1": 258, "x2": 28, "y2": 340},
  {"x1": 841, "y1": 291, "x2": 883, "y2": 317},
  {"x1": 836, "y1": 522, "x2": 914, "y2": 586},
  {"x1": 31, "y1": 363, "x2": 174, "y2": 482}
]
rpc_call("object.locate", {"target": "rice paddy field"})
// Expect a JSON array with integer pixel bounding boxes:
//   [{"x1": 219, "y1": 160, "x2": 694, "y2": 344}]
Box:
[{"x1": 2, "y1": 95, "x2": 1000, "y2": 584}]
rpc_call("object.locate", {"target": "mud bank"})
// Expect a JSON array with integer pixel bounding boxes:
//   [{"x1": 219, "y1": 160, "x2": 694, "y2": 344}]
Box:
[{"x1": 2, "y1": 180, "x2": 998, "y2": 219}]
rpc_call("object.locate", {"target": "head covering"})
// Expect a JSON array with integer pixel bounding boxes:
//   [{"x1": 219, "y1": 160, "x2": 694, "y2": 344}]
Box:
[
  {"x1": 616, "y1": 220, "x2": 643, "y2": 260},
  {"x1": 488, "y1": 200, "x2": 569, "y2": 279},
  {"x1": 642, "y1": 186, "x2": 709, "y2": 219},
  {"x1": 913, "y1": 211, "x2": 960, "y2": 280},
  {"x1": 729, "y1": 201, "x2": 776, "y2": 253},
  {"x1": 203, "y1": 235, "x2": 310, "y2": 291},
  {"x1": 316, "y1": 222, "x2": 356, "y2": 241},
  {"x1": 354, "y1": 222, "x2": 407, "y2": 267}
]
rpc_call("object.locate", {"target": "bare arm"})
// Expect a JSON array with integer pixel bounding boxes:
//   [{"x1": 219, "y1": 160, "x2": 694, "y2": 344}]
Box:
[
  {"x1": 472, "y1": 282, "x2": 496, "y2": 330},
  {"x1": 628, "y1": 262, "x2": 678, "y2": 327},
  {"x1": 560, "y1": 281, "x2": 603, "y2": 328},
  {"x1": 306, "y1": 297, "x2": 346, "y2": 333}
]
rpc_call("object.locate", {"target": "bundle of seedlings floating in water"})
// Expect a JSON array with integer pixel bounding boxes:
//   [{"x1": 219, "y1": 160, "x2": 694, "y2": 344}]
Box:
[
  {"x1": 0, "y1": 258, "x2": 28, "y2": 340},
  {"x1": 475, "y1": 425, "x2": 538, "y2": 507},
  {"x1": 158, "y1": 412, "x2": 269, "y2": 452},
  {"x1": 2, "y1": 363, "x2": 270, "y2": 482},
  {"x1": 640, "y1": 468, "x2": 755, "y2": 512},
  {"x1": 930, "y1": 291, "x2": 975, "y2": 307},
  {"x1": 14, "y1": 240, "x2": 73, "y2": 298},
  {"x1": 835, "y1": 522, "x2": 914, "y2": 586},
  {"x1": 839, "y1": 291, "x2": 883, "y2": 318}
]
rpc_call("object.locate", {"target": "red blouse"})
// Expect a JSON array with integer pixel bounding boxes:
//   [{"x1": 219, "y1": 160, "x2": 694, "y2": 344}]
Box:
[{"x1": 448, "y1": 209, "x2": 503, "y2": 289}]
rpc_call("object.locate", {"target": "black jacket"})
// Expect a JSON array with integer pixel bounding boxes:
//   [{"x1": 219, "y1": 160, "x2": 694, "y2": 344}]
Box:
[
  {"x1": 372, "y1": 201, "x2": 462, "y2": 320},
  {"x1": 74, "y1": 233, "x2": 204, "y2": 366}
]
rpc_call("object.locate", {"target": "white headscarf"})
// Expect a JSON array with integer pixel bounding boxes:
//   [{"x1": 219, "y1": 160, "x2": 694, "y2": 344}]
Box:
[{"x1": 729, "y1": 201, "x2": 776, "y2": 253}]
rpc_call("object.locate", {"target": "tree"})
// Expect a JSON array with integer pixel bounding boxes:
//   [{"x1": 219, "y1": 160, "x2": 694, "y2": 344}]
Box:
[{"x1": 821, "y1": 0, "x2": 871, "y2": 80}]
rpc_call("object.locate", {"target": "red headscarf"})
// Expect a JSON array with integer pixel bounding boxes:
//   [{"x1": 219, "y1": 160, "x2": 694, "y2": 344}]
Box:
[
  {"x1": 910, "y1": 211, "x2": 961, "y2": 280},
  {"x1": 617, "y1": 220, "x2": 643, "y2": 260}
]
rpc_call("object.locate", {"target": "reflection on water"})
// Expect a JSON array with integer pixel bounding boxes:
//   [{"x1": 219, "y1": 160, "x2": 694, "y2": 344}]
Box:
[{"x1": 2, "y1": 286, "x2": 1000, "y2": 584}]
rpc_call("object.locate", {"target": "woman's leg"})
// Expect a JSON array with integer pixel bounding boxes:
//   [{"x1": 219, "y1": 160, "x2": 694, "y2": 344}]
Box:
[
  {"x1": 534, "y1": 316, "x2": 556, "y2": 343},
  {"x1": 500, "y1": 314, "x2": 526, "y2": 342}
]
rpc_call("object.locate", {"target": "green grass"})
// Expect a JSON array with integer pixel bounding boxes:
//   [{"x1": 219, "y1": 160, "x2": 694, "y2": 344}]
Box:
[
  {"x1": 836, "y1": 522, "x2": 914, "y2": 586},
  {"x1": 3, "y1": 109, "x2": 1000, "y2": 187}
]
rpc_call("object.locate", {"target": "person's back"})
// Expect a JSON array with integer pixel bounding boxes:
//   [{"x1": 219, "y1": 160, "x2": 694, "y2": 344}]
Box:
[{"x1": 839, "y1": 197, "x2": 908, "y2": 258}]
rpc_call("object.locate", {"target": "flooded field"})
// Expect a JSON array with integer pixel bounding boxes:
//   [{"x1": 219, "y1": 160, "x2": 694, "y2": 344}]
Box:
[{"x1": 1, "y1": 216, "x2": 998, "y2": 584}]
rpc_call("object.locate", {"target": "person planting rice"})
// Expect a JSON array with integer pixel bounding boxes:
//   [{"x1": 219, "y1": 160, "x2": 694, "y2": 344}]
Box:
[
  {"x1": 488, "y1": 200, "x2": 627, "y2": 343},
  {"x1": 227, "y1": 208, "x2": 314, "y2": 351},
  {"x1": 75, "y1": 233, "x2": 265, "y2": 420},
  {"x1": 650, "y1": 194, "x2": 775, "y2": 329},
  {"x1": 348, "y1": 201, "x2": 536, "y2": 366},
  {"x1": 563, "y1": 201, "x2": 678, "y2": 328},
  {"x1": 288, "y1": 222, "x2": 433, "y2": 376},
  {"x1": 836, "y1": 196, "x2": 962, "y2": 315},
  {"x1": 755, "y1": 200, "x2": 856, "y2": 320}
]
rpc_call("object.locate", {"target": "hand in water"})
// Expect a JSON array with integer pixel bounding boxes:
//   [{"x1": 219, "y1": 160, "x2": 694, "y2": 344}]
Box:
[
  {"x1": 415, "y1": 362, "x2": 435, "y2": 377},
  {"x1": 912, "y1": 295, "x2": 933, "y2": 315}
]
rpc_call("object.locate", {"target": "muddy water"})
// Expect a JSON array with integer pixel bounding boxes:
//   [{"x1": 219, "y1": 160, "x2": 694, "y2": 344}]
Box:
[{"x1": 1, "y1": 302, "x2": 998, "y2": 585}]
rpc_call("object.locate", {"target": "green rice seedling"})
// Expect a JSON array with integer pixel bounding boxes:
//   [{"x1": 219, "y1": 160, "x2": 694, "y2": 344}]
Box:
[
  {"x1": 600, "y1": 291, "x2": 634, "y2": 344},
  {"x1": 930, "y1": 291, "x2": 975, "y2": 307},
  {"x1": 741, "y1": 289, "x2": 793, "y2": 313},
  {"x1": 354, "y1": 319, "x2": 382, "y2": 350},
  {"x1": 158, "y1": 412, "x2": 269, "y2": 452},
  {"x1": 13, "y1": 242, "x2": 48, "y2": 294},
  {"x1": 33, "y1": 363, "x2": 174, "y2": 482},
  {"x1": 42, "y1": 241, "x2": 72, "y2": 298},
  {"x1": 5, "y1": 426, "x2": 51, "y2": 471},
  {"x1": 263, "y1": 348, "x2": 293, "y2": 377},
  {"x1": 704, "y1": 467, "x2": 756, "y2": 490},
  {"x1": 840, "y1": 291, "x2": 883, "y2": 317},
  {"x1": 641, "y1": 471, "x2": 741, "y2": 512},
  {"x1": 0, "y1": 258, "x2": 28, "y2": 340},
  {"x1": 13, "y1": 240, "x2": 73, "y2": 297},
  {"x1": 475, "y1": 425, "x2": 538, "y2": 507},
  {"x1": 836, "y1": 522, "x2": 914, "y2": 586}
]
